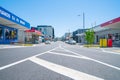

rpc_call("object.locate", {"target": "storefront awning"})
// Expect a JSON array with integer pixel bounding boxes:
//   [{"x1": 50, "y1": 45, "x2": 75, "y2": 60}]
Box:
[
  {"x1": 25, "y1": 29, "x2": 42, "y2": 36},
  {"x1": 101, "y1": 17, "x2": 120, "y2": 29}
]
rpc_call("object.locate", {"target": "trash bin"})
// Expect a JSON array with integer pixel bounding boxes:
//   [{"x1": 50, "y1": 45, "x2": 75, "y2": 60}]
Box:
[
  {"x1": 103, "y1": 39, "x2": 107, "y2": 47},
  {"x1": 107, "y1": 39, "x2": 112, "y2": 47},
  {"x1": 100, "y1": 39, "x2": 107, "y2": 47},
  {"x1": 100, "y1": 39, "x2": 103, "y2": 47}
]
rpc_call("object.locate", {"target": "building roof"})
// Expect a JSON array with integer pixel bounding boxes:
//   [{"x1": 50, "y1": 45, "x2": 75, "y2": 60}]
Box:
[{"x1": 37, "y1": 25, "x2": 52, "y2": 27}]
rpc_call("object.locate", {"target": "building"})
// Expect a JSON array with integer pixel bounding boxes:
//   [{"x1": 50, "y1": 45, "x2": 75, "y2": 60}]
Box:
[
  {"x1": 62, "y1": 32, "x2": 72, "y2": 41},
  {"x1": 0, "y1": 7, "x2": 30, "y2": 44},
  {"x1": 93, "y1": 17, "x2": 120, "y2": 46},
  {"x1": 73, "y1": 17, "x2": 120, "y2": 46},
  {"x1": 72, "y1": 29, "x2": 87, "y2": 43},
  {"x1": 25, "y1": 28, "x2": 42, "y2": 44},
  {"x1": 31, "y1": 27, "x2": 37, "y2": 30},
  {"x1": 37, "y1": 25, "x2": 54, "y2": 41}
]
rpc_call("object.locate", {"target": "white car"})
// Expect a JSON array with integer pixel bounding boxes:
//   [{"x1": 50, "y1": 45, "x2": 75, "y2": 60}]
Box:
[
  {"x1": 65, "y1": 40, "x2": 69, "y2": 43},
  {"x1": 45, "y1": 40, "x2": 51, "y2": 44},
  {"x1": 69, "y1": 40, "x2": 76, "y2": 45}
]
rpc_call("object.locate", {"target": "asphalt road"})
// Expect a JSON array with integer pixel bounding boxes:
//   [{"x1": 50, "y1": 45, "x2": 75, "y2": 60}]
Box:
[{"x1": 0, "y1": 41, "x2": 120, "y2": 80}]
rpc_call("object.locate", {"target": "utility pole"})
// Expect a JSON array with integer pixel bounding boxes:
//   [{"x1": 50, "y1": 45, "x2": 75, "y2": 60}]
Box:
[
  {"x1": 83, "y1": 12, "x2": 85, "y2": 29},
  {"x1": 77, "y1": 29, "x2": 79, "y2": 43},
  {"x1": 77, "y1": 12, "x2": 85, "y2": 43}
]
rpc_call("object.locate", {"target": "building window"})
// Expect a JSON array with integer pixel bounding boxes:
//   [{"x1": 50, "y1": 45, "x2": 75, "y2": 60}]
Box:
[
  {"x1": 115, "y1": 33, "x2": 119, "y2": 40},
  {"x1": 119, "y1": 33, "x2": 120, "y2": 40},
  {"x1": 0, "y1": 27, "x2": 3, "y2": 39},
  {"x1": 5, "y1": 28, "x2": 17, "y2": 40},
  {"x1": 5, "y1": 29, "x2": 9, "y2": 39},
  {"x1": 39, "y1": 28, "x2": 42, "y2": 31}
]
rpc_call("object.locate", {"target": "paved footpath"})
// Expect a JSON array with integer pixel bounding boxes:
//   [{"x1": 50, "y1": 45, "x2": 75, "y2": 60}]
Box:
[
  {"x1": 0, "y1": 45, "x2": 25, "y2": 49},
  {"x1": 0, "y1": 43, "x2": 45, "y2": 49}
]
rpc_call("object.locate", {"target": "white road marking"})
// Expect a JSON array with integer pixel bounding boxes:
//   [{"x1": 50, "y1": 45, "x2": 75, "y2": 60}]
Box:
[
  {"x1": 29, "y1": 57, "x2": 104, "y2": 80},
  {"x1": 48, "y1": 51, "x2": 90, "y2": 60},
  {"x1": 101, "y1": 48, "x2": 120, "y2": 55},
  {"x1": 0, "y1": 47, "x2": 59, "y2": 70},
  {"x1": 0, "y1": 58, "x2": 28, "y2": 70},
  {"x1": 0, "y1": 43, "x2": 119, "y2": 80},
  {"x1": 61, "y1": 47, "x2": 120, "y2": 71}
]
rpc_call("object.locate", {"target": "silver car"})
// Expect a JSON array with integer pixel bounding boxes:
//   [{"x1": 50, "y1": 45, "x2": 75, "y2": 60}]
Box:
[
  {"x1": 45, "y1": 40, "x2": 51, "y2": 44},
  {"x1": 69, "y1": 40, "x2": 76, "y2": 44}
]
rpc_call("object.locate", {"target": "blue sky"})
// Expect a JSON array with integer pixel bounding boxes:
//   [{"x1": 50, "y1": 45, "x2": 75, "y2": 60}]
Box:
[{"x1": 0, "y1": 0, "x2": 120, "y2": 37}]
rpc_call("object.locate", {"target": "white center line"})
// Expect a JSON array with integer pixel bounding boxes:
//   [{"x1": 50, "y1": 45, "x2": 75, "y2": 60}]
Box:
[{"x1": 29, "y1": 57, "x2": 104, "y2": 80}]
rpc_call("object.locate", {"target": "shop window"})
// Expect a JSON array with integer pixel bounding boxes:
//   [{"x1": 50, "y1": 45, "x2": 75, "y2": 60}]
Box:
[
  {"x1": 118, "y1": 33, "x2": 120, "y2": 40},
  {"x1": 5, "y1": 28, "x2": 17, "y2": 40},
  {"x1": 119, "y1": 35, "x2": 120, "y2": 40},
  {"x1": 108, "y1": 34, "x2": 112, "y2": 39},
  {"x1": 115, "y1": 33, "x2": 119, "y2": 40},
  {"x1": 13, "y1": 30, "x2": 17, "y2": 39},
  {"x1": 5, "y1": 29, "x2": 9, "y2": 39},
  {"x1": 0, "y1": 27, "x2": 3, "y2": 39},
  {"x1": 96, "y1": 35, "x2": 99, "y2": 42}
]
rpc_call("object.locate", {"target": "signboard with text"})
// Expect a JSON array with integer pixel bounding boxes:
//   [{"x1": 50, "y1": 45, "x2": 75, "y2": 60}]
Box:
[{"x1": 0, "y1": 6, "x2": 30, "y2": 29}]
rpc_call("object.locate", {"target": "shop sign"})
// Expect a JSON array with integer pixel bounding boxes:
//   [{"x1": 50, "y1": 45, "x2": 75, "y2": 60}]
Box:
[{"x1": 0, "y1": 7, "x2": 30, "y2": 28}]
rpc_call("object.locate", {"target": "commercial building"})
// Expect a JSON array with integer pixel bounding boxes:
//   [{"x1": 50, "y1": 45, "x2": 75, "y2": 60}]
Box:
[
  {"x1": 93, "y1": 17, "x2": 120, "y2": 46},
  {"x1": 73, "y1": 17, "x2": 120, "y2": 46},
  {"x1": 0, "y1": 7, "x2": 30, "y2": 44},
  {"x1": 73, "y1": 29, "x2": 87, "y2": 43},
  {"x1": 37, "y1": 25, "x2": 54, "y2": 41},
  {"x1": 62, "y1": 32, "x2": 72, "y2": 41},
  {"x1": 25, "y1": 28, "x2": 42, "y2": 44}
]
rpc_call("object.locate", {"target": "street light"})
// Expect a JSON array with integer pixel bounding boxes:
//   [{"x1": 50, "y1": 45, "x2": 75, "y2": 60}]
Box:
[
  {"x1": 83, "y1": 12, "x2": 85, "y2": 29},
  {"x1": 77, "y1": 12, "x2": 85, "y2": 43},
  {"x1": 78, "y1": 12, "x2": 85, "y2": 29}
]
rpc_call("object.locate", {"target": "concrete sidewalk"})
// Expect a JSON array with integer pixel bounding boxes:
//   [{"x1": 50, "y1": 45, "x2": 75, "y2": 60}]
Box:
[
  {"x1": 77, "y1": 43, "x2": 120, "y2": 54},
  {"x1": 0, "y1": 43, "x2": 45, "y2": 49},
  {"x1": 0, "y1": 45, "x2": 25, "y2": 49}
]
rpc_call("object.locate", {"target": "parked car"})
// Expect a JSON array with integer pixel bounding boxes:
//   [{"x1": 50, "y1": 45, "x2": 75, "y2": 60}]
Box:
[
  {"x1": 45, "y1": 40, "x2": 51, "y2": 44},
  {"x1": 65, "y1": 40, "x2": 76, "y2": 45},
  {"x1": 65, "y1": 40, "x2": 69, "y2": 43},
  {"x1": 68, "y1": 40, "x2": 76, "y2": 45}
]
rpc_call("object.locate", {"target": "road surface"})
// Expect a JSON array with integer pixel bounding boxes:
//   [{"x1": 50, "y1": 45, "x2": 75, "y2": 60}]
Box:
[{"x1": 0, "y1": 41, "x2": 120, "y2": 80}]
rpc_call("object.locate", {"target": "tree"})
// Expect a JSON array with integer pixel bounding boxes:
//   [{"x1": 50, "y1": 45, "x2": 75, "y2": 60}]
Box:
[{"x1": 85, "y1": 29, "x2": 95, "y2": 45}]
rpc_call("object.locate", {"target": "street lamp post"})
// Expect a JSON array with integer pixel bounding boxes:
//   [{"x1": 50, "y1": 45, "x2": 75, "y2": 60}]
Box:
[
  {"x1": 83, "y1": 12, "x2": 85, "y2": 29},
  {"x1": 77, "y1": 12, "x2": 85, "y2": 43},
  {"x1": 77, "y1": 29, "x2": 79, "y2": 43},
  {"x1": 78, "y1": 12, "x2": 85, "y2": 29}
]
